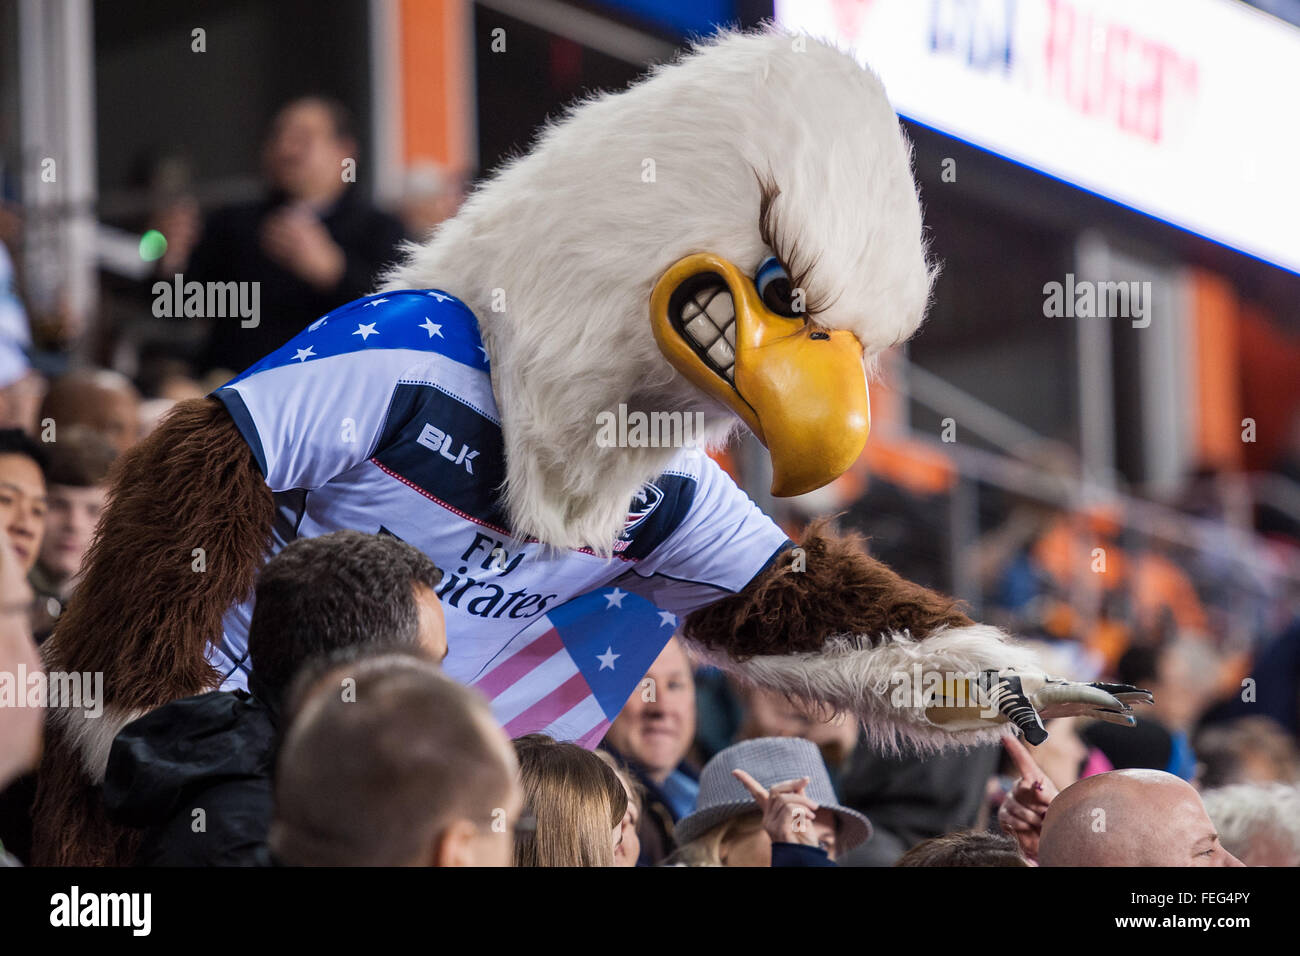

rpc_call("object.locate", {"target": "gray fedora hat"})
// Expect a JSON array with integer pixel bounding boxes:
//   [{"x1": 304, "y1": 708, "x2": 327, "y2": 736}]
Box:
[{"x1": 674, "y1": 737, "x2": 872, "y2": 851}]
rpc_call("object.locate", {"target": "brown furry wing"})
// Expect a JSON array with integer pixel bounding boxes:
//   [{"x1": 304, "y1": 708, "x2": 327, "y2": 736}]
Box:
[
  {"x1": 33, "y1": 397, "x2": 273, "y2": 866},
  {"x1": 42, "y1": 397, "x2": 273, "y2": 707},
  {"x1": 684, "y1": 517, "x2": 973, "y2": 658}
]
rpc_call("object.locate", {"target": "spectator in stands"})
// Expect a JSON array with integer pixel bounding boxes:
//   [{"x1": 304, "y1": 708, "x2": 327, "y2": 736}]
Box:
[
  {"x1": 1195, "y1": 716, "x2": 1300, "y2": 789},
  {"x1": 0, "y1": 367, "x2": 45, "y2": 437},
  {"x1": 1038, "y1": 769, "x2": 1244, "y2": 867},
  {"x1": 895, "y1": 830, "x2": 1027, "y2": 867},
  {"x1": 595, "y1": 748, "x2": 643, "y2": 867},
  {"x1": 1023, "y1": 717, "x2": 1105, "y2": 793},
  {"x1": 39, "y1": 370, "x2": 142, "y2": 456},
  {"x1": 1257, "y1": 410, "x2": 1300, "y2": 546},
  {"x1": 1084, "y1": 640, "x2": 1219, "y2": 781},
  {"x1": 669, "y1": 737, "x2": 871, "y2": 867},
  {"x1": 602, "y1": 636, "x2": 699, "y2": 864},
  {"x1": 837, "y1": 740, "x2": 1001, "y2": 867},
  {"x1": 0, "y1": 426, "x2": 48, "y2": 865},
  {"x1": 987, "y1": 719, "x2": 1109, "y2": 864},
  {"x1": 997, "y1": 734, "x2": 1061, "y2": 864},
  {"x1": 134, "y1": 356, "x2": 206, "y2": 438},
  {"x1": 0, "y1": 528, "x2": 41, "y2": 866},
  {"x1": 0, "y1": 232, "x2": 44, "y2": 433},
  {"x1": 397, "y1": 161, "x2": 466, "y2": 241},
  {"x1": 136, "y1": 354, "x2": 206, "y2": 406},
  {"x1": 270, "y1": 653, "x2": 520, "y2": 867},
  {"x1": 984, "y1": 488, "x2": 1212, "y2": 674},
  {"x1": 168, "y1": 97, "x2": 405, "y2": 374},
  {"x1": 1203, "y1": 619, "x2": 1300, "y2": 743},
  {"x1": 1202, "y1": 782, "x2": 1300, "y2": 867},
  {"x1": 0, "y1": 529, "x2": 41, "y2": 797},
  {"x1": 735, "y1": 685, "x2": 860, "y2": 787},
  {"x1": 0, "y1": 429, "x2": 47, "y2": 573},
  {"x1": 103, "y1": 530, "x2": 446, "y2": 865},
  {"x1": 512, "y1": 734, "x2": 628, "y2": 867},
  {"x1": 29, "y1": 427, "x2": 116, "y2": 643}
]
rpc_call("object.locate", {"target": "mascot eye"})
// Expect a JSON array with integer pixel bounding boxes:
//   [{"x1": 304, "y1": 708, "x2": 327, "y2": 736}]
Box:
[{"x1": 754, "y1": 256, "x2": 800, "y2": 317}]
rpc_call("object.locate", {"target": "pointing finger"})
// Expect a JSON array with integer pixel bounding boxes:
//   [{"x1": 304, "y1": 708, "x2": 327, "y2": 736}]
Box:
[
  {"x1": 767, "y1": 777, "x2": 811, "y2": 796},
  {"x1": 1003, "y1": 733, "x2": 1044, "y2": 782},
  {"x1": 732, "y1": 768, "x2": 769, "y2": 804}
]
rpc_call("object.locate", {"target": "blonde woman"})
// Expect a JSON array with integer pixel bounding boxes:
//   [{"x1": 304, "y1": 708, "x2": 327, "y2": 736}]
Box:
[
  {"x1": 513, "y1": 734, "x2": 629, "y2": 867},
  {"x1": 595, "y1": 748, "x2": 643, "y2": 867},
  {"x1": 669, "y1": 737, "x2": 872, "y2": 867}
]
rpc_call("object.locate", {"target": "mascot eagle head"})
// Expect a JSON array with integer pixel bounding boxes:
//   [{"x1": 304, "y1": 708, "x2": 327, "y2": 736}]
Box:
[{"x1": 387, "y1": 30, "x2": 932, "y2": 552}]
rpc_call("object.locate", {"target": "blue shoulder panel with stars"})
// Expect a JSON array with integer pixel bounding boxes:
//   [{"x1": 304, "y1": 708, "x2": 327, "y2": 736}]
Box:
[{"x1": 223, "y1": 289, "x2": 488, "y2": 387}]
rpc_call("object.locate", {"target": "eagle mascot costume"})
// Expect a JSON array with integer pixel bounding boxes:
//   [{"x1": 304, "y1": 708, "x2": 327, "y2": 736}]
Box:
[{"x1": 34, "y1": 30, "x2": 1149, "y2": 865}]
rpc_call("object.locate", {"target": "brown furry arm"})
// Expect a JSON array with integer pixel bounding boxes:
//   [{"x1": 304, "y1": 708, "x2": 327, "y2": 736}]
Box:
[
  {"x1": 685, "y1": 518, "x2": 973, "y2": 659},
  {"x1": 33, "y1": 397, "x2": 274, "y2": 866},
  {"x1": 683, "y1": 518, "x2": 1041, "y2": 752},
  {"x1": 43, "y1": 396, "x2": 274, "y2": 707}
]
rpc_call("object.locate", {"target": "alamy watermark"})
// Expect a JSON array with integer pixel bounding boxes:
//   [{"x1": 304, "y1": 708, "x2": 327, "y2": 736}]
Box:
[
  {"x1": 152, "y1": 273, "x2": 260, "y2": 328},
  {"x1": 50, "y1": 886, "x2": 150, "y2": 936},
  {"x1": 886, "y1": 665, "x2": 1000, "y2": 719},
  {"x1": 1043, "y1": 273, "x2": 1151, "y2": 328},
  {"x1": 595, "y1": 403, "x2": 707, "y2": 449},
  {"x1": 0, "y1": 665, "x2": 103, "y2": 718}
]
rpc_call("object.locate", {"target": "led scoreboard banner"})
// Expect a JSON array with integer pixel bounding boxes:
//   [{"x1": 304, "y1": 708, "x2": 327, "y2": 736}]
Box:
[{"x1": 776, "y1": 0, "x2": 1300, "y2": 275}]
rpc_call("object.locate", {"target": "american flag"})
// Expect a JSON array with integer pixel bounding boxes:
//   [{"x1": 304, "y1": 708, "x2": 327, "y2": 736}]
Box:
[{"x1": 470, "y1": 586, "x2": 679, "y2": 748}]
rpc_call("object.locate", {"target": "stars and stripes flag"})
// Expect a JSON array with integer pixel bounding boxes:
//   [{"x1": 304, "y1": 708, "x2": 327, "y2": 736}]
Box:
[{"x1": 470, "y1": 586, "x2": 679, "y2": 748}]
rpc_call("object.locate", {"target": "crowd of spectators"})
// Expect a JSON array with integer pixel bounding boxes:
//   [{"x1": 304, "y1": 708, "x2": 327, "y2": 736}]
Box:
[{"x1": 0, "y1": 423, "x2": 1296, "y2": 866}]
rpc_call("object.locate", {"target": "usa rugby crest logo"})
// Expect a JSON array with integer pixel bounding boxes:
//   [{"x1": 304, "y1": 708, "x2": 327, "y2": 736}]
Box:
[{"x1": 623, "y1": 483, "x2": 663, "y2": 535}]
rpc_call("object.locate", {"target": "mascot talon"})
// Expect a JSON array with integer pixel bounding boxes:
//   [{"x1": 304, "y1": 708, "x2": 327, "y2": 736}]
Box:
[
  {"x1": 1028, "y1": 675, "x2": 1154, "y2": 722},
  {"x1": 34, "y1": 29, "x2": 1151, "y2": 864},
  {"x1": 923, "y1": 670, "x2": 1154, "y2": 746}
]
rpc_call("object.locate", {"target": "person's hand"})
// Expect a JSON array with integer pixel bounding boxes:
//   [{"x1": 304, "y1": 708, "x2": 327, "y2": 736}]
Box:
[
  {"x1": 151, "y1": 198, "x2": 201, "y2": 274},
  {"x1": 733, "y1": 769, "x2": 820, "y2": 849},
  {"x1": 0, "y1": 526, "x2": 42, "y2": 789},
  {"x1": 997, "y1": 734, "x2": 1058, "y2": 865},
  {"x1": 260, "y1": 205, "x2": 345, "y2": 290}
]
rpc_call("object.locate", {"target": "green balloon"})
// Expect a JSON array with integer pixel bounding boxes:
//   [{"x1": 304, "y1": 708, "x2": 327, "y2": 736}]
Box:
[{"x1": 139, "y1": 229, "x2": 168, "y2": 262}]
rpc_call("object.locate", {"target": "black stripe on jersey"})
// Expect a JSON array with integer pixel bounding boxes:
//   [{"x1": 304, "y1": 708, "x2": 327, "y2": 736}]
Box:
[{"x1": 373, "y1": 382, "x2": 510, "y2": 529}]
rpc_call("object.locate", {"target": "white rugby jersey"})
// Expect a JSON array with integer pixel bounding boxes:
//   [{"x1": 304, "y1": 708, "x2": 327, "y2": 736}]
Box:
[{"x1": 210, "y1": 290, "x2": 789, "y2": 734}]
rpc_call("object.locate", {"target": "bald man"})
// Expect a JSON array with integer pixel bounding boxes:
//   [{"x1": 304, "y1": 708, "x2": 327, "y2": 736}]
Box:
[{"x1": 1038, "y1": 769, "x2": 1244, "y2": 867}]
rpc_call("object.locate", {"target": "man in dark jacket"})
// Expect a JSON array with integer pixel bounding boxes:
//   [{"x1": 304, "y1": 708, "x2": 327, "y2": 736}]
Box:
[
  {"x1": 835, "y1": 741, "x2": 1002, "y2": 866},
  {"x1": 180, "y1": 97, "x2": 406, "y2": 374},
  {"x1": 102, "y1": 530, "x2": 447, "y2": 866}
]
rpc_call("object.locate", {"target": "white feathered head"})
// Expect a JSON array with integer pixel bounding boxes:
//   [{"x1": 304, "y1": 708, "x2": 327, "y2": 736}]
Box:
[{"x1": 386, "y1": 28, "x2": 933, "y2": 552}]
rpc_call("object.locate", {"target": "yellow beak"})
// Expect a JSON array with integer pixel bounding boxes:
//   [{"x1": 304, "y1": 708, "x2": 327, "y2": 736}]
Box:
[{"x1": 650, "y1": 252, "x2": 871, "y2": 497}]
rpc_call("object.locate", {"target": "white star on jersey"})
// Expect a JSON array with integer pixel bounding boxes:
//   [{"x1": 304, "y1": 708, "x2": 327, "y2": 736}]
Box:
[
  {"x1": 597, "y1": 647, "x2": 620, "y2": 670},
  {"x1": 605, "y1": 588, "x2": 627, "y2": 609},
  {"x1": 420, "y1": 318, "x2": 443, "y2": 338},
  {"x1": 353, "y1": 323, "x2": 378, "y2": 341},
  {"x1": 658, "y1": 611, "x2": 677, "y2": 628},
  {"x1": 292, "y1": 347, "x2": 315, "y2": 362}
]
